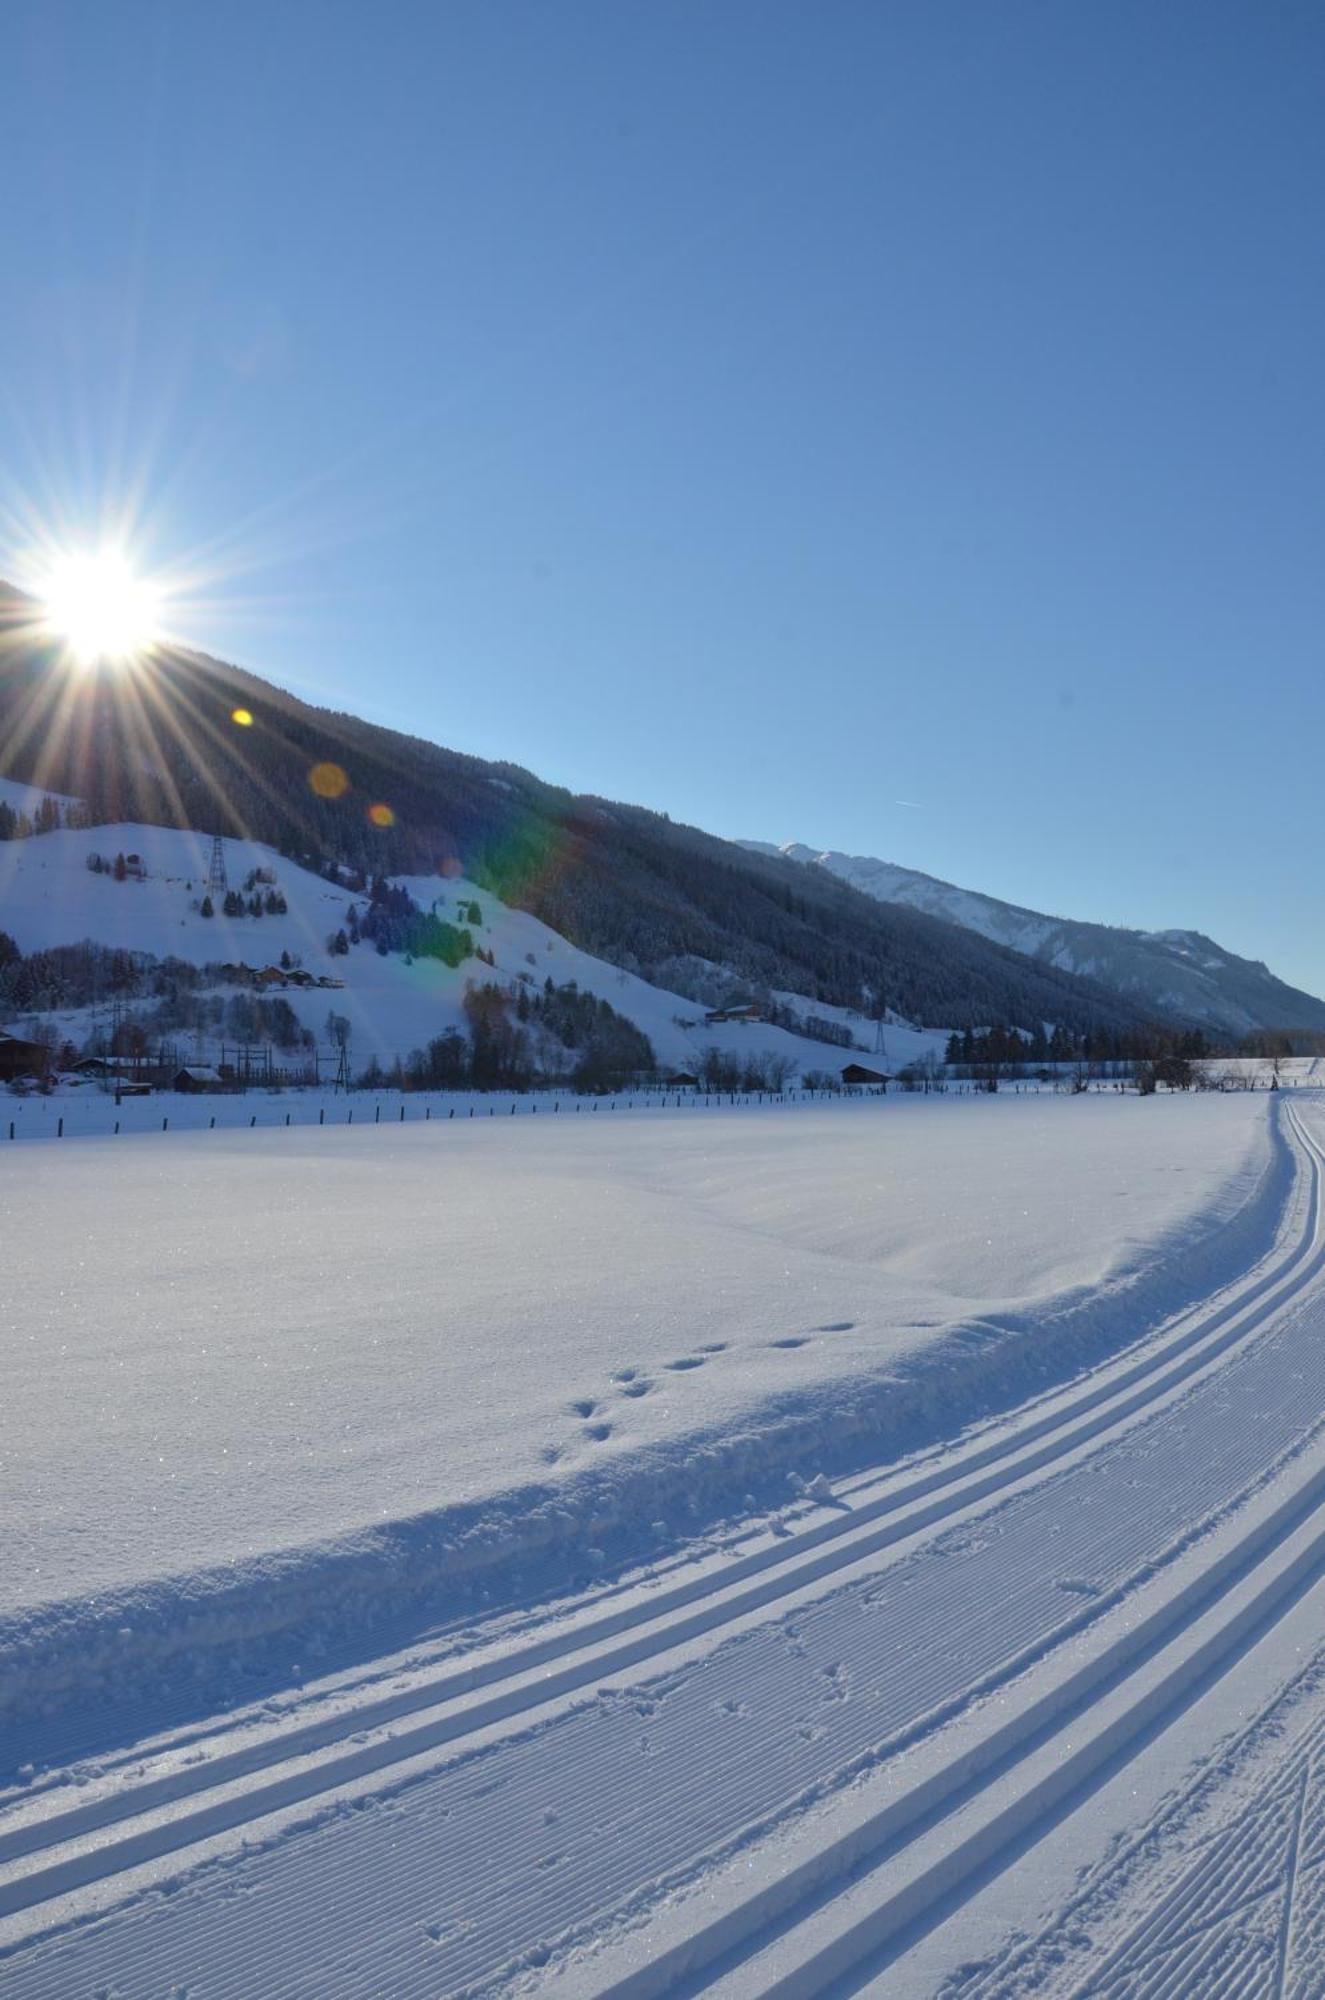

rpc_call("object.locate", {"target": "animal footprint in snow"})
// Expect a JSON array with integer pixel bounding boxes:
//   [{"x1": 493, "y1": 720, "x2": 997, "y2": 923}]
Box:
[
  {"x1": 611, "y1": 1368, "x2": 637, "y2": 1383},
  {"x1": 569, "y1": 1398, "x2": 597, "y2": 1418},
  {"x1": 425, "y1": 1916, "x2": 474, "y2": 1946},
  {"x1": 697, "y1": 1342, "x2": 728, "y2": 1353},
  {"x1": 769, "y1": 1335, "x2": 809, "y2": 1350},
  {"x1": 820, "y1": 1662, "x2": 849, "y2": 1703},
  {"x1": 666, "y1": 1355, "x2": 706, "y2": 1371},
  {"x1": 618, "y1": 1378, "x2": 651, "y2": 1398},
  {"x1": 815, "y1": 1321, "x2": 856, "y2": 1334},
  {"x1": 584, "y1": 1420, "x2": 612, "y2": 1441}
]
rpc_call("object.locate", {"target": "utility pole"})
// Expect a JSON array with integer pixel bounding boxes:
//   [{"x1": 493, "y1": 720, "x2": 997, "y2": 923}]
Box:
[{"x1": 207, "y1": 835, "x2": 228, "y2": 901}]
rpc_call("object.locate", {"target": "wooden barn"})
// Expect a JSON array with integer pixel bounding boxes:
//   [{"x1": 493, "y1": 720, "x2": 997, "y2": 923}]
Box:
[
  {"x1": 0, "y1": 1031, "x2": 50, "y2": 1081},
  {"x1": 173, "y1": 1065, "x2": 227, "y2": 1094},
  {"x1": 841, "y1": 1063, "x2": 890, "y2": 1089}
]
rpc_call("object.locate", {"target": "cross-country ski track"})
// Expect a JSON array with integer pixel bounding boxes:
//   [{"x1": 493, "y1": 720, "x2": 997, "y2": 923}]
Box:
[{"x1": 8, "y1": 1100, "x2": 1325, "y2": 1997}]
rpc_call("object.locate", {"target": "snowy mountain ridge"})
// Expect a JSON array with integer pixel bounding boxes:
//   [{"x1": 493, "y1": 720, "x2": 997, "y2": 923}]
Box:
[{"x1": 741, "y1": 840, "x2": 1325, "y2": 1037}]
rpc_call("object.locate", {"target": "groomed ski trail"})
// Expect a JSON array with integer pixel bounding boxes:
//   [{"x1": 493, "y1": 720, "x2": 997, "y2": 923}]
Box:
[{"x1": 5, "y1": 1104, "x2": 1325, "y2": 1995}]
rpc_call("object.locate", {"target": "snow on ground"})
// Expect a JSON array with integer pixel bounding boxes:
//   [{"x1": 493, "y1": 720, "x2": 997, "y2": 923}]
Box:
[
  {"x1": 0, "y1": 821, "x2": 954, "y2": 1072},
  {"x1": 1, "y1": 1093, "x2": 1320, "y2": 2000},
  {"x1": 0, "y1": 1091, "x2": 1277, "y2": 1731}
]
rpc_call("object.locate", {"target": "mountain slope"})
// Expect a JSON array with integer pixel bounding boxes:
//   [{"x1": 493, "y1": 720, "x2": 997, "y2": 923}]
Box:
[
  {"x1": 742, "y1": 841, "x2": 1325, "y2": 1038},
  {"x1": 0, "y1": 584, "x2": 1157, "y2": 1038},
  {"x1": 0, "y1": 809, "x2": 964, "y2": 1074}
]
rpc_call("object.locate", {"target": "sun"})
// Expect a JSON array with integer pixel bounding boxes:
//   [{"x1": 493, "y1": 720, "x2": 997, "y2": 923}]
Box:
[{"x1": 39, "y1": 549, "x2": 163, "y2": 667}]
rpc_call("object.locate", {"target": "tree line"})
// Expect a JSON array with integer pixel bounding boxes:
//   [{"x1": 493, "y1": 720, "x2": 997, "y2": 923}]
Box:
[
  {"x1": 371, "y1": 979, "x2": 655, "y2": 1094},
  {"x1": 944, "y1": 1022, "x2": 1218, "y2": 1074}
]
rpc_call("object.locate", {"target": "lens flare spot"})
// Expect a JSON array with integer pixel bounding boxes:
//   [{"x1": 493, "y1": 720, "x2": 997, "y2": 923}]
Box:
[
  {"x1": 231, "y1": 708, "x2": 254, "y2": 728},
  {"x1": 367, "y1": 802, "x2": 395, "y2": 829},
  {"x1": 309, "y1": 761, "x2": 350, "y2": 799}
]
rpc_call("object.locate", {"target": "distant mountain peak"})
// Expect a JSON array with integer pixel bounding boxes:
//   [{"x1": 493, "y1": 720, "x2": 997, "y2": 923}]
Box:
[{"x1": 739, "y1": 840, "x2": 1325, "y2": 1038}]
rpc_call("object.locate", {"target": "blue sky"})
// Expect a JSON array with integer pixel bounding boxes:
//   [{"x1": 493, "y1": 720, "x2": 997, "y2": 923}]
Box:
[{"x1": 4, "y1": 2, "x2": 1324, "y2": 993}]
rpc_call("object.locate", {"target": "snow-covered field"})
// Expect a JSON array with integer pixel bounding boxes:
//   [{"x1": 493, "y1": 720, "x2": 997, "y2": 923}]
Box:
[
  {"x1": 6, "y1": 1088, "x2": 1325, "y2": 1996},
  {"x1": 0, "y1": 1092, "x2": 1273, "y2": 1663}
]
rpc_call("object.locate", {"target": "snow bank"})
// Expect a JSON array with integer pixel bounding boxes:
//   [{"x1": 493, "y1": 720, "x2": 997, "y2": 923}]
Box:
[{"x1": 0, "y1": 1093, "x2": 1282, "y2": 1741}]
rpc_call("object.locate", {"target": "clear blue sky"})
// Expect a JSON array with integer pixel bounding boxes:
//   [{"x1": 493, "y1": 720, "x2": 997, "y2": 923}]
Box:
[{"x1": 4, "y1": 2, "x2": 1324, "y2": 992}]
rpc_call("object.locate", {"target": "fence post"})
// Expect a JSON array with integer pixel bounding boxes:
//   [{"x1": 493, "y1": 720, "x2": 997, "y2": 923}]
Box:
[
  {"x1": 375, "y1": 1103, "x2": 380, "y2": 1124},
  {"x1": 319, "y1": 1106, "x2": 325, "y2": 1126},
  {"x1": 58, "y1": 1117, "x2": 64, "y2": 1138},
  {"x1": 286, "y1": 1112, "x2": 291, "y2": 1126},
  {"x1": 250, "y1": 1115, "x2": 256, "y2": 1128},
  {"x1": 210, "y1": 1116, "x2": 216, "y2": 1130}
]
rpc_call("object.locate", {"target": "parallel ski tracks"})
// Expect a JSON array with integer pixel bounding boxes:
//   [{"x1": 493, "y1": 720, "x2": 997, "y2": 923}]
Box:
[{"x1": 4, "y1": 1104, "x2": 1325, "y2": 1993}]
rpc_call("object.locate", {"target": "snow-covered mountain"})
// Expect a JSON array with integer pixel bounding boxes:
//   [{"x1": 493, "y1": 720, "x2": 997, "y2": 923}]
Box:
[
  {"x1": 0, "y1": 791, "x2": 955, "y2": 1077},
  {"x1": 741, "y1": 842, "x2": 1325, "y2": 1038},
  {"x1": 0, "y1": 584, "x2": 1165, "y2": 1043}
]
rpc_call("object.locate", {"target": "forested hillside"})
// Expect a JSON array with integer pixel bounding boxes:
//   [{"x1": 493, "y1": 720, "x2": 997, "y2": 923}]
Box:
[{"x1": 0, "y1": 585, "x2": 1157, "y2": 1034}]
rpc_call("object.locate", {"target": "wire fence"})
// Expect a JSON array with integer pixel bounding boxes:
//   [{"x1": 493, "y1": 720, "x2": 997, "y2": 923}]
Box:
[{"x1": 4, "y1": 1072, "x2": 1297, "y2": 1146}]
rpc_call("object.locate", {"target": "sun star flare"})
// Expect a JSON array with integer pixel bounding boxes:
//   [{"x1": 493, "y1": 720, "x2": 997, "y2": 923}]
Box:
[{"x1": 38, "y1": 549, "x2": 163, "y2": 667}]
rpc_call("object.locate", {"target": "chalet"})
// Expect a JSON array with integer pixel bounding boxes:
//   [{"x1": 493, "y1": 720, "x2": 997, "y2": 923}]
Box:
[
  {"x1": 0, "y1": 1032, "x2": 49, "y2": 1081},
  {"x1": 255, "y1": 966, "x2": 288, "y2": 989},
  {"x1": 704, "y1": 1004, "x2": 764, "y2": 1026},
  {"x1": 841, "y1": 1063, "x2": 890, "y2": 1089},
  {"x1": 664, "y1": 1071, "x2": 699, "y2": 1088}
]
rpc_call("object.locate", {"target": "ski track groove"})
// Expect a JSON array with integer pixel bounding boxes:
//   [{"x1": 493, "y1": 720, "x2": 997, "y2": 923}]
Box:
[
  {"x1": 946, "y1": 1570, "x2": 1325, "y2": 1994},
  {"x1": 4, "y1": 1104, "x2": 1325, "y2": 1996}
]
